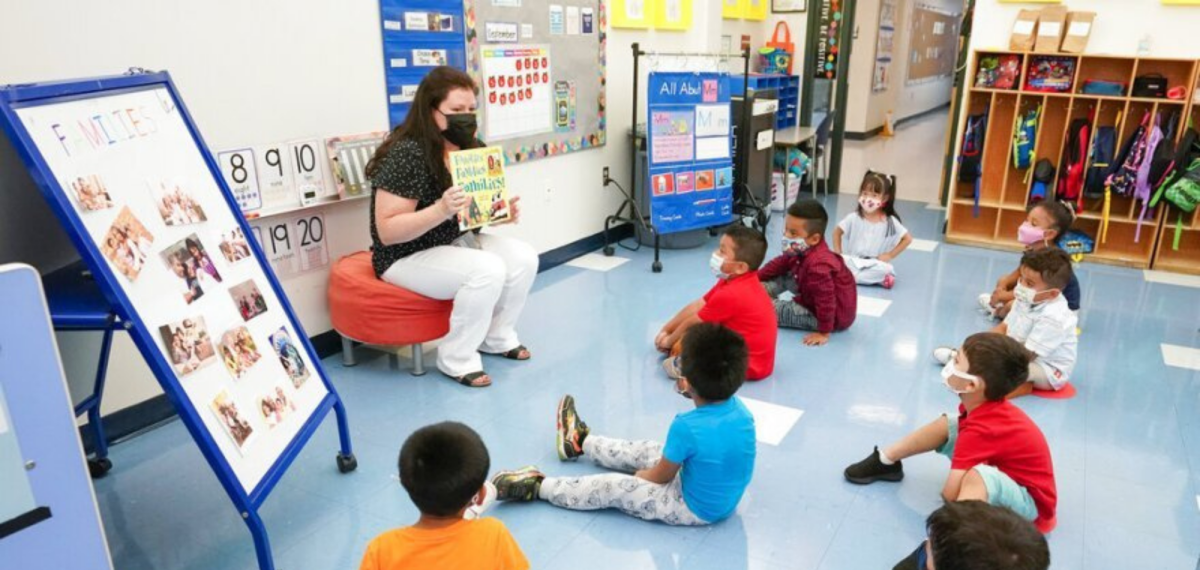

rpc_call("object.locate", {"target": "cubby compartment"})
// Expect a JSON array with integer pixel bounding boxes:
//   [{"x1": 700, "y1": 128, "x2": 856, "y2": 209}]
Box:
[
  {"x1": 1030, "y1": 96, "x2": 1073, "y2": 196},
  {"x1": 1024, "y1": 54, "x2": 1079, "y2": 94},
  {"x1": 1075, "y1": 56, "x2": 1135, "y2": 96},
  {"x1": 954, "y1": 92, "x2": 996, "y2": 202},
  {"x1": 948, "y1": 203, "x2": 1000, "y2": 243},
  {"x1": 1093, "y1": 219, "x2": 1160, "y2": 266},
  {"x1": 1000, "y1": 96, "x2": 1043, "y2": 207},
  {"x1": 973, "y1": 52, "x2": 1024, "y2": 91},
  {"x1": 980, "y1": 93, "x2": 1018, "y2": 205},
  {"x1": 1131, "y1": 58, "x2": 1196, "y2": 99},
  {"x1": 997, "y1": 208, "x2": 1029, "y2": 248},
  {"x1": 1154, "y1": 211, "x2": 1200, "y2": 275}
]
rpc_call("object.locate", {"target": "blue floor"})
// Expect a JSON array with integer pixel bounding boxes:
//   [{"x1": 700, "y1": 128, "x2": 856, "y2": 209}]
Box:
[{"x1": 94, "y1": 194, "x2": 1200, "y2": 569}]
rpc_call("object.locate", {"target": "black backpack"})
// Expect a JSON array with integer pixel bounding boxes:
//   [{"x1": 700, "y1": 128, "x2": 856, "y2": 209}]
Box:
[
  {"x1": 1149, "y1": 111, "x2": 1182, "y2": 185},
  {"x1": 1085, "y1": 126, "x2": 1117, "y2": 198},
  {"x1": 958, "y1": 113, "x2": 988, "y2": 215},
  {"x1": 1030, "y1": 159, "x2": 1056, "y2": 203}
]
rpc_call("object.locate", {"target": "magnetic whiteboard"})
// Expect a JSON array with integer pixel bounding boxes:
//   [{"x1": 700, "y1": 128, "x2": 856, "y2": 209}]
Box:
[
  {"x1": 465, "y1": 0, "x2": 607, "y2": 164},
  {"x1": 9, "y1": 85, "x2": 329, "y2": 494}
]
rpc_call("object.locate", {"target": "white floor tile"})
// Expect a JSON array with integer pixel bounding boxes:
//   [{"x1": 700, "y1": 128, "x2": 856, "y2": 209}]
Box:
[
  {"x1": 566, "y1": 253, "x2": 630, "y2": 272},
  {"x1": 1143, "y1": 270, "x2": 1200, "y2": 289},
  {"x1": 740, "y1": 397, "x2": 804, "y2": 446},
  {"x1": 907, "y1": 238, "x2": 940, "y2": 252},
  {"x1": 1161, "y1": 344, "x2": 1200, "y2": 371},
  {"x1": 857, "y1": 296, "x2": 892, "y2": 318}
]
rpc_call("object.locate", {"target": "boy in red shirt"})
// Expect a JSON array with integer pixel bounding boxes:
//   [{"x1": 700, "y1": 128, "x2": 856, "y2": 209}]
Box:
[
  {"x1": 843, "y1": 333, "x2": 1058, "y2": 534},
  {"x1": 655, "y1": 225, "x2": 777, "y2": 381},
  {"x1": 758, "y1": 199, "x2": 857, "y2": 347}
]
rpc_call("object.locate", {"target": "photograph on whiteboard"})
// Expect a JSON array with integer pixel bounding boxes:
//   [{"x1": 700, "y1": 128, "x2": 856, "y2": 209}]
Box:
[
  {"x1": 219, "y1": 326, "x2": 262, "y2": 380},
  {"x1": 69, "y1": 174, "x2": 114, "y2": 211},
  {"x1": 229, "y1": 279, "x2": 267, "y2": 322},
  {"x1": 257, "y1": 383, "x2": 297, "y2": 430},
  {"x1": 269, "y1": 327, "x2": 311, "y2": 390},
  {"x1": 209, "y1": 390, "x2": 256, "y2": 454},
  {"x1": 149, "y1": 179, "x2": 208, "y2": 226},
  {"x1": 100, "y1": 206, "x2": 155, "y2": 282},
  {"x1": 160, "y1": 234, "x2": 223, "y2": 305},
  {"x1": 217, "y1": 227, "x2": 253, "y2": 265},
  {"x1": 450, "y1": 146, "x2": 511, "y2": 231},
  {"x1": 157, "y1": 316, "x2": 217, "y2": 377}
]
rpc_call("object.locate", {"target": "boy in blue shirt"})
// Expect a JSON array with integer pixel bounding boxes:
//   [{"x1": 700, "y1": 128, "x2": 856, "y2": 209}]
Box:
[{"x1": 490, "y1": 323, "x2": 757, "y2": 525}]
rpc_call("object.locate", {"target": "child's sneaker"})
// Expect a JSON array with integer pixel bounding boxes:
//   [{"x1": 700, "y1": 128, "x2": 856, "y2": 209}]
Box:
[
  {"x1": 976, "y1": 293, "x2": 997, "y2": 317},
  {"x1": 932, "y1": 346, "x2": 956, "y2": 365},
  {"x1": 844, "y1": 447, "x2": 904, "y2": 485},
  {"x1": 463, "y1": 480, "x2": 497, "y2": 520},
  {"x1": 491, "y1": 466, "x2": 545, "y2": 502},
  {"x1": 882, "y1": 274, "x2": 896, "y2": 290},
  {"x1": 662, "y1": 355, "x2": 683, "y2": 380},
  {"x1": 556, "y1": 395, "x2": 589, "y2": 461}
]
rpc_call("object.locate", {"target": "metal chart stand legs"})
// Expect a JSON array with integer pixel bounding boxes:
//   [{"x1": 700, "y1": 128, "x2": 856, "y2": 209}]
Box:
[{"x1": 78, "y1": 322, "x2": 116, "y2": 478}]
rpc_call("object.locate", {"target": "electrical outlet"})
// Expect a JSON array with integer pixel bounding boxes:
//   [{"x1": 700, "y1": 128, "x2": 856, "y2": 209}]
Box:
[
  {"x1": 544, "y1": 184, "x2": 553, "y2": 203},
  {"x1": 602, "y1": 166, "x2": 610, "y2": 185}
]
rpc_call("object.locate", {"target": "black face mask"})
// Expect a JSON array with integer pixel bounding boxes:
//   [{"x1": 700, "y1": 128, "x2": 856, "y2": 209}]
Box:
[{"x1": 439, "y1": 111, "x2": 477, "y2": 148}]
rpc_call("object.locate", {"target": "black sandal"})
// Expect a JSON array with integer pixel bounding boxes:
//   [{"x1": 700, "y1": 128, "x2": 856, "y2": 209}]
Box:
[
  {"x1": 490, "y1": 345, "x2": 531, "y2": 361},
  {"x1": 443, "y1": 371, "x2": 492, "y2": 388}
]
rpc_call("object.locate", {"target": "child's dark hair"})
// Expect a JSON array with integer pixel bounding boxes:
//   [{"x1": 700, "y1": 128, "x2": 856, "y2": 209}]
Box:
[
  {"x1": 722, "y1": 225, "x2": 768, "y2": 270},
  {"x1": 399, "y1": 422, "x2": 490, "y2": 517},
  {"x1": 680, "y1": 323, "x2": 748, "y2": 401},
  {"x1": 786, "y1": 198, "x2": 829, "y2": 237},
  {"x1": 1028, "y1": 200, "x2": 1075, "y2": 241},
  {"x1": 927, "y1": 501, "x2": 1050, "y2": 570},
  {"x1": 962, "y1": 332, "x2": 1034, "y2": 400},
  {"x1": 857, "y1": 170, "x2": 903, "y2": 236},
  {"x1": 1020, "y1": 247, "x2": 1074, "y2": 290}
]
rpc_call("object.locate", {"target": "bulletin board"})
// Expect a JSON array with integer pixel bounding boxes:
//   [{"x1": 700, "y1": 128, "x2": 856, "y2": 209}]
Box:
[
  {"x1": 906, "y1": 4, "x2": 960, "y2": 84},
  {"x1": 464, "y1": 0, "x2": 607, "y2": 164}
]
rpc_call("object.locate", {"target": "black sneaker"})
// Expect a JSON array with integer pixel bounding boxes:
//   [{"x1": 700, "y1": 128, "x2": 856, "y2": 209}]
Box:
[
  {"x1": 844, "y1": 446, "x2": 904, "y2": 485},
  {"x1": 491, "y1": 466, "x2": 545, "y2": 502},
  {"x1": 892, "y1": 543, "x2": 925, "y2": 570},
  {"x1": 557, "y1": 395, "x2": 589, "y2": 461}
]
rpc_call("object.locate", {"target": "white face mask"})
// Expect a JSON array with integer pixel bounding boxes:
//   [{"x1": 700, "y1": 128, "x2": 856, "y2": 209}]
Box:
[
  {"x1": 709, "y1": 252, "x2": 728, "y2": 278},
  {"x1": 940, "y1": 359, "x2": 979, "y2": 395},
  {"x1": 859, "y1": 196, "x2": 882, "y2": 213},
  {"x1": 1013, "y1": 282, "x2": 1056, "y2": 306}
]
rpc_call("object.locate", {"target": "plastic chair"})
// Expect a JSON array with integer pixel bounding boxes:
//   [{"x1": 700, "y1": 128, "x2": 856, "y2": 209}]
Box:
[{"x1": 812, "y1": 111, "x2": 836, "y2": 196}]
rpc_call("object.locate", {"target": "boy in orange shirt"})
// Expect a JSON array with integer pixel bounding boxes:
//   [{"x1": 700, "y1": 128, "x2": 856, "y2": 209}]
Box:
[{"x1": 360, "y1": 422, "x2": 529, "y2": 570}]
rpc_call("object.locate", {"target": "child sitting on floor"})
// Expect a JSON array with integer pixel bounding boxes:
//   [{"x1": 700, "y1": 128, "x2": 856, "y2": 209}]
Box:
[
  {"x1": 980, "y1": 200, "x2": 1081, "y2": 320},
  {"x1": 490, "y1": 323, "x2": 756, "y2": 526},
  {"x1": 844, "y1": 332, "x2": 1058, "y2": 534},
  {"x1": 360, "y1": 422, "x2": 528, "y2": 570},
  {"x1": 938, "y1": 247, "x2": 1077, "y2": 397},
  {"x1": 892, "y1": 501, "x2": 1050, "y2": 570},
  {"x1": 759, "y1": 199, "x2": 857, "y2": 346},
  {"x1": 655, "y1": 225, "x2": 776, "y2": 380},
  {"x1": 833, "y1": 171, "x2": 913, "y2": 289}
]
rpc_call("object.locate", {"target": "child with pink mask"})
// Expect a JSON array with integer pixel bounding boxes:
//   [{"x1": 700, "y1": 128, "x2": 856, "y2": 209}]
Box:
[
  {"x1": 979, "y1": 201, "x2": 1081, "y2": 320},
  {"x1": 832, "y1": 171, "x2": 913, "y2": 289}
]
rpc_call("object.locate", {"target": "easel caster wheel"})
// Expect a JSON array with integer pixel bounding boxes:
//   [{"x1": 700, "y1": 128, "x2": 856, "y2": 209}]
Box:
[
  {"x1": 603, "y1": 246, "x2": 615, "y2": 256},
  {"x1": 652, "y1": 261, "x2": 663, "y2": 273},
  {"x1": 88, "y1": 457, "x2": 113, "y2": 479},
  {"x1": 337, "y1": 453, "x2": 358, "y2": 473},
  {"x1": 708, "y1": 228, "x2": 718, "y2": 237}
]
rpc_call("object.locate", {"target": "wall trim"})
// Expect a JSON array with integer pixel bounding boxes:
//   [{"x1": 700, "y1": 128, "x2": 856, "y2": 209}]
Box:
[
  {"x1": 845, "y1": 103, "x2": 952, "y2": 141},
  {"x1": 81, "y1": 223, "x2": 635, "y2": 449}
]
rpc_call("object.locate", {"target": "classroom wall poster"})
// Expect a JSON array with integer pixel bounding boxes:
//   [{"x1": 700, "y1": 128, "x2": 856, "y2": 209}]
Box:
[
  {"x1": 325, "y1": 132, "x2": 388, "y2": 198},
  {"x1": 815, "y1": 0, "x2": 843, "y2": 79},
  {"x1": 646, "y1": 72, "x2": 734, "y2": 234},
  {"x1": 554, "y1": 80, "x2": 577, "y2": 132},
  {"x1": 480, "y1": 45, "x2": 555, "y2": 140},
  {"x1": 611, "y1": 0, "x2": 650, "y2": 28},
  {"x1": 654, "y1": 0, "x2": 693, "y2": 30},
  {"x1": 872, "y1": 0, "x2": 896, "y2": 92}
]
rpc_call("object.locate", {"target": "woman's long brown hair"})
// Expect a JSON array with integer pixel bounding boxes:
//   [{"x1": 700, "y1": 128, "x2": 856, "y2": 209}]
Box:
[{"x1": 365, "y1": 66, "x2": 480, "y2": 190}]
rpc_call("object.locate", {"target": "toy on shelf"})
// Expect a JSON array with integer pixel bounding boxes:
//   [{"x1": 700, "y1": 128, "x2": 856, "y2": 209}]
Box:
[
  {"x1": 1024, "y1": 56, "x2": 1076, "y2": 93},
  {"x1": 976, "y1": 55, "x2": 1021, "y2": 90}
]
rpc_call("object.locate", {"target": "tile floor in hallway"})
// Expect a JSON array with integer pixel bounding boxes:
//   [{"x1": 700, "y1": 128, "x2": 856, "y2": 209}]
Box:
[
  {"x1": 839, "y1": 109, "x2": 951, "y2": 204},
  {"x1": 92, "y1": 193, "x2": 1200, "y2": 569}
]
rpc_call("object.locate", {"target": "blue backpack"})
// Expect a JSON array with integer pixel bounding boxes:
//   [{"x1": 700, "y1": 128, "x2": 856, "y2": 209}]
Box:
[
  {"x1": 1012, "y1": 107, "x2": 1038, "y2": 170},
  {"x1": 1085, "y1": 126, "x2": 1117, "y2": 198},
  {"x1": 959, "y1": 113, "x2": 988, "y2": 216}
]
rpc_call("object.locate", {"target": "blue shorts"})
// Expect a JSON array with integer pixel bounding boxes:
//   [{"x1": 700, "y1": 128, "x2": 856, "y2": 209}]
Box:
[{"x1": 935, "y1": 413, "x2": 1038, "y2": 522}]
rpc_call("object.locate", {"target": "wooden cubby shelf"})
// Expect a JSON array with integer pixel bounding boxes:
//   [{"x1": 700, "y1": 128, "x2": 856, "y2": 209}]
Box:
[{"x1": 949, "y1": 50, "x2": 1200, "y2": 273}]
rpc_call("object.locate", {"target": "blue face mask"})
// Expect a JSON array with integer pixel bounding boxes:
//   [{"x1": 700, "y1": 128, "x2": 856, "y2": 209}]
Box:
[{"x1": 782, "y1": 237, "x2": 810, "y2": 255}]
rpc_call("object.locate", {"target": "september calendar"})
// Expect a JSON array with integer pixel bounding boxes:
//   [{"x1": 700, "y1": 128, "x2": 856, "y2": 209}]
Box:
[{"x1": 481, "y1": 45, "x2": 554, "y2": 141}]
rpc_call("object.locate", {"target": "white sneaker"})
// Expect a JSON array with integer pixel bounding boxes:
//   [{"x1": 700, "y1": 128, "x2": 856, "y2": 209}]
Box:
[
  {"x1": 976, "y1": 293, "x2": 996, "y2": 315},
  {"x1": 932, "y1": 346, "x2": 956, "y2": 365},
  {"x1": 663, "y1": 356, "x2": 683, "y2": 380},
  {"x1": 464, "y1": 480, "x2": 497, "y2": 520}
]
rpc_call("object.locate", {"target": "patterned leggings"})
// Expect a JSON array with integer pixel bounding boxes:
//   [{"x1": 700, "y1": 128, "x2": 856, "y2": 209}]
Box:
[
  {"x1": 538, "y1": 435, "x2": 708, "y2": 526},
  {"x1": 762, "y1": 277, "x2": 820, "y2": 330}
]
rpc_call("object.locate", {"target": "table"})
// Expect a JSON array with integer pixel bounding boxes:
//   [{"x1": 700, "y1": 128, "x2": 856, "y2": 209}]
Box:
[{"x1": 774, "y1": 125, "x2": 820, "y2": 201}]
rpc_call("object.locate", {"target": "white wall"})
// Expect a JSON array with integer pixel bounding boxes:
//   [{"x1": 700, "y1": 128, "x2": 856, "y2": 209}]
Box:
[
  {"x1": 0, "y1": 1, "x2": 742, "y2": 417},
  {"x1": 846, "y1": 0, "x2": 962, "y2": 134}
]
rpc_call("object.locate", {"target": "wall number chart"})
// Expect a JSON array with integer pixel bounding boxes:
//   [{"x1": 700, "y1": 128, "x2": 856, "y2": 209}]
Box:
[
  {"x1": 464, "y1": 0, "x2": 606, "y2": 164},
  {"x1": 0, "y1": 73, "x2": 357, "y2": 570},
  {"x1": 249, "y1": 213, "x2": 331, "y2": 279}
]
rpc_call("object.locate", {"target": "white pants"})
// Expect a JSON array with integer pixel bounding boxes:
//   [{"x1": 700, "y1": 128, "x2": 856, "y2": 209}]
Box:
[
  {"x1": 538, "y1": 435, "x2": 708, "y2": 526},
  {"x1": 842, "y1": 255, "x2": 894, "y2": 286},
  {"x1": 381, "y1": 232, "x2": 539, "y2": 377}
]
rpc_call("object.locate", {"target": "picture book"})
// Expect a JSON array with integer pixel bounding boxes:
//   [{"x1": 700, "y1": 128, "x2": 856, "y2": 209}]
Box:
[{"x1": 449, "y1": 146, "x2": 511, "y2": 231}]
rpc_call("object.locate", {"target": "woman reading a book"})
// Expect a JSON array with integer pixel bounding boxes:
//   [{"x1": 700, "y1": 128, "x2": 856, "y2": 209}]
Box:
[{"x1": 364, "y1": 66, "x2": 537, "y2": 388}]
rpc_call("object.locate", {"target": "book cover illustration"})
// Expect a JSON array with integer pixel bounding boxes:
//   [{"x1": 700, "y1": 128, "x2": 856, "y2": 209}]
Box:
[{"x1": 450, "y1": 146, "x2": 511, "y2": 231}]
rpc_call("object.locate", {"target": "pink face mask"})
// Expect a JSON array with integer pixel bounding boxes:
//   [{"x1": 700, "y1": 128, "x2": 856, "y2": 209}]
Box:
[{"x1": 1017, "y1": 222, "x2": 1046, "y2": 246}]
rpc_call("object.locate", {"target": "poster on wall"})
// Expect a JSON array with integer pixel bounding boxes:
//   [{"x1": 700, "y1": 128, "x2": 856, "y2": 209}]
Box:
[
  {"x1": 907, "y1": 4, "x2": 960, "y2": 84},
  {"x1": 872, "y1": 0, "x2": 897, "y2": 92},
  {"x1": 814, "y1": 0, "x2": 843, "y2": 79},
  {"x1": 646, "y1": 72, "x2": 735, "y2": 235},
  {"x1": 8, "y1": 84, "x2": 330, "y2": 494},
  {"x1": 325, "y1": 132, "x2": 387, "y2": 198},
  {"x1": 480, "y1": 45, "x2": 555, "y2": 141}
]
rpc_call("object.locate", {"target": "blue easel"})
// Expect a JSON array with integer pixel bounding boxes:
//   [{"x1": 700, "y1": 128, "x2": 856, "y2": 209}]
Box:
[{"x1": 0, "y1": 72, "x2": 357, "y2": 570}]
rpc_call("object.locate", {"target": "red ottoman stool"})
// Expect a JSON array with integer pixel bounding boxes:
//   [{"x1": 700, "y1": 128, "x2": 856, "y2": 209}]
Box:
[{"x1": 328, "y1": 252, "x2": 452, "y2": 375}]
